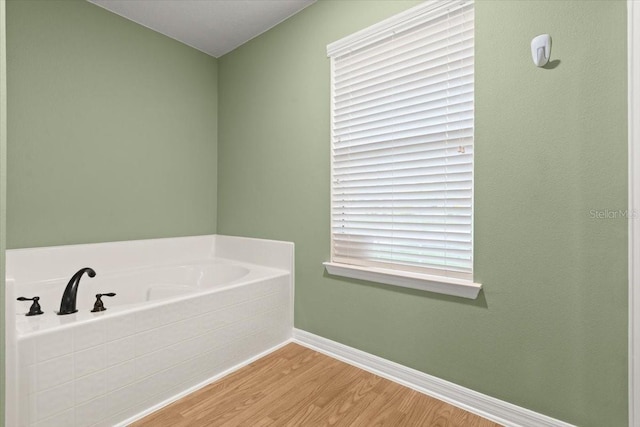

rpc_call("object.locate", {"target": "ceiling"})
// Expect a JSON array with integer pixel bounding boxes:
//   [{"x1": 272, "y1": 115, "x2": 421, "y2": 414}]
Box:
[{"x1": 88, "y1": 0, "x2": 316, "y2": 58}]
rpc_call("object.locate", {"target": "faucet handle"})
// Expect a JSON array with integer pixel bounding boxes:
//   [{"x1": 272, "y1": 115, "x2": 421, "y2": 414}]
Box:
[
  {"x1": 17, "y1": 296, "x2": 44, "y2": 316},
  {"x1": 91, "y1": 293, "x2": 116, "y2": 313}
]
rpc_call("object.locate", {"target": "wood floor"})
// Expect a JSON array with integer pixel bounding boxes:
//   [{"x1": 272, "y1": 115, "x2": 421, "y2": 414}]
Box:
[{"x1": 131, "y1": 343, "x2": 501, "y2": 427}]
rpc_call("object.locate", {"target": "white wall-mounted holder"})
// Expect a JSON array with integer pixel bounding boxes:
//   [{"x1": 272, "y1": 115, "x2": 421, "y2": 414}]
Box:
[{"x1": 531, "y1": 34, "x2": 551, "y2": 67}]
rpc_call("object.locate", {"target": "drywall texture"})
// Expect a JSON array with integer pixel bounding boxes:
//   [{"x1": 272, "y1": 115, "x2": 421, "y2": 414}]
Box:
[
  {"x1": 217, "y1": 1, "x2": 628, "y2": 425},
  {"x1": 6, "y1": 0, "x2": 218, "y2": 249},
  {"x1": 0, "y1": 0, "x2": 6, "y2": 424}
]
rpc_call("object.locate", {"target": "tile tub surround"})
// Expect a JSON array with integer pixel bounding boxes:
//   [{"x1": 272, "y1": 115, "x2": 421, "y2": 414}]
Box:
[{"x1": 7, "y1": 235, "x2": 294, "y2": 427}]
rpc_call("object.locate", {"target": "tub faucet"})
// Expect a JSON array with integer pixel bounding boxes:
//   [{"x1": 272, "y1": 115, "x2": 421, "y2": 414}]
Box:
[{"x1": 58, "y1": 267, "x2": 96, "y2": 315}]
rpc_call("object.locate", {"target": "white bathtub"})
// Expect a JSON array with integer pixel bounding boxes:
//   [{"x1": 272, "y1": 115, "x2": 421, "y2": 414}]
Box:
[{"x1": 6, "y1": 235, "x2": 294, "y2": 427}]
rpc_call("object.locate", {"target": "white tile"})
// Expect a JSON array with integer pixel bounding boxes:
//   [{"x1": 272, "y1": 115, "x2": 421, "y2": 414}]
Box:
[
  {"x1": 134, "y1": 328, "x2": 163, "y2": 356},
  {"x1": 169, "y1": 319, "x2": 191, "y2": 340},
  {"x1": 106, "y1": 335, "x2": 136, "y2": 367},
  {"x1": 33, "y1": 409, "x2": 74, "y2": 427},
  {"x1": 202, "y1": 352, "x2": 235, "y2": 379},
  {"x1": 105, "y1": 313, "x2": 136, "y2": 342},
  {"x1": 214, "y1": 288, "x2": 245, "y2": 309},
  {"x1": 73, "y1": 321, "x2": 106, "y2": 351},
  {"x1": 192, "y1": 313, "x2": 210, "y2": 337},
  {"x1": 191, "y1": 294, "x2": 213, "y2": 317},
  {"x1": 175, "y1": 363, "x2": 203, "y2": 388},
  {"x1": 202, "y1": 328, "x2": 226, "y2": 353},
  {"x1": 104, "y1": 382, "x2": 143, "y2": 416},
  {"x1": 35, "y1": 382, "x2": 74, "y2": 421},
  {"x1": 104, "y1": 360, "x2": 136, "y2": 393},
  {"x1": 135, "y1": 346, "x2": 180, "y2": 379},
  {"x1": 18, "y1": 337, "x2": 36, "y2": 367},
  {"x1": 36, "y1": 329, "x2": 73, "y2": 362},
  {"x1": 74, "y1": 370, "x2": 107, "y2": 405},
  {"x1": 36, "y1": 354, "x2": 74, "y2": 392},
  {"x1": 135, "y1": 373, "x2": 169, "y2": 403},
  {"x1": 75, "y1": 395, "x2": 107, "y2": 427},
  {"x1": 218, "y1": 318, "x2": 249, "y2": 343},
  {"x1": 199, "y1": 308, "x2": 234, "y2": 332},
  {"x1": 195, "y1": 348, "x2": 225, "y2": 376},
  {"x1": 18, "y1": 380, "x2": 33, "y2": 426},
  {"x1": 74, "y1": 345, "x2": 106, "y2": 378},
  {"x1": 164, "y1": 299, "x2": 192, "y2": 324},
  {"x1": 134, "y1": 308, "x2": 162, "y2": 333},
  {"x1": 135, "y1": 320, "x2": 187, "y2": 356},
  {"x1": 18, "y1": 363, "x2": 37, "y2": 398},
  {"x1": 164, "y1": 319, "x2": 186, "y2": 343},
  {"x1": 174, "y1": 335, "x2": 206, "y2": 361},
  {"x1": 179, "y1": 316, "x2": 203, "y2": 341},
  {"x1": 161, "y1": 361, "x2": 194, "y2": 390},
  {"x1": 28, "y1": 392, "x2": 38, "y2": 425},
  {"x1": 255, "y1": 292, "x2": 285, "y2": 314},
  {"x1": 184, "y1": 353, "x2": 211, "y2": 382}
]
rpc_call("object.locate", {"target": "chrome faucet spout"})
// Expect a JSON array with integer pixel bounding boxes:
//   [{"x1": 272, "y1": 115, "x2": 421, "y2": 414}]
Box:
[{"x1": 58, "y1": 267, "x2": 96, "y2": 315}]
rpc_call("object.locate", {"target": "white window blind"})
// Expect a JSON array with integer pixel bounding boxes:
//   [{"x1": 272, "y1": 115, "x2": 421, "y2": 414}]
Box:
[{"x1": 328, "y1": 0, "x2": 474, "y2": 282}]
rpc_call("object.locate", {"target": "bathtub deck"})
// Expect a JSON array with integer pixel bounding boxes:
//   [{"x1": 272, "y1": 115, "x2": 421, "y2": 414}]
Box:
[{"x1": 131, "y1": 343, "x2": 501, "y2": 427}]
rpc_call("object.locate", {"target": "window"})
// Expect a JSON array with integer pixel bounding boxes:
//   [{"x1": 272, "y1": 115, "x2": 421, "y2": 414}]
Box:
[{"x1": 324, "y1": 0, "x2": 481, "y2": 299}]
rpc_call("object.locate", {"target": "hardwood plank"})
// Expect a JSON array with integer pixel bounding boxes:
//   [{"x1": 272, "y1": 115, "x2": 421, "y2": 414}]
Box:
[
  {"x1": 131, "y1": 343, "x2": 502, "y2": 427},
  {"x1": 349, "y1": 380, "x2": 409, "y2": 427},
  {"x1": 217, "y1": 358, "x2": 348, "y2": 427},
  {"x1": 301, "y1": 371, "x2": 383, "y2": 426}
]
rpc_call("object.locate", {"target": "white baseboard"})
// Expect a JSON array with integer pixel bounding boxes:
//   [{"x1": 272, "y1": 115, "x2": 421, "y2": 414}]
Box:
[{"x1": 293, "y1": 329, "x2": 574, "y2": 427}]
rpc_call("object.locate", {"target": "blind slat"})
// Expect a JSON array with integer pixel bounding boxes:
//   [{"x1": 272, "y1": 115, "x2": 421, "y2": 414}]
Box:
[
  {"x1": 334, "y1": 118, "x2": 473, "y2": 148},
  {"x1": 334, "y1": 128, "x2": 473, "y2": 156},
  {"x1": 334, "y1": 100, "x2": 473, "y2": 139},
  {"x1": 335, "y1": 41, "x2": 474, "y2": 93},
  {"x1": 336, "y1": 178, "x2": 472, "y2": 192},
  {"x1": 333, "y1": 235, "x2": 472, "y2": 249},
  {"x1": 333, "y1": 153, "x2": 473, "y2": 177},
  {"x1": 333, "y1": 207, "x2": 472, "y2": 216},
  {"x1": 334, "y1": 75, "x2": 474, "y2": 118},
  {"x1": 334, "y1": 89, "x2": 473, "y2": 132},
  {"x1": 334, "y1": 65, "x2": 474, "y2": 107}
]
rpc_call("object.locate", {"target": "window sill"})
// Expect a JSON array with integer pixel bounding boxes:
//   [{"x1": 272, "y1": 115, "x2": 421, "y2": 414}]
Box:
[{"x1": 323, "y1": 262, "x2": 482, "y2": 299}]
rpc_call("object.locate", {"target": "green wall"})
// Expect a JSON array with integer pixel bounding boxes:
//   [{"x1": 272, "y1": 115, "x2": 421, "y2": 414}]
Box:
[
  {"x1": 217, "y1": 1, "x2": 628, "y2": 426},
  {"x1": 6, "y1": 0, "x2": 218, "y2": 249},
  {"x1": 0, "y1": 0, "x2": 6, "y2": 423}
]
